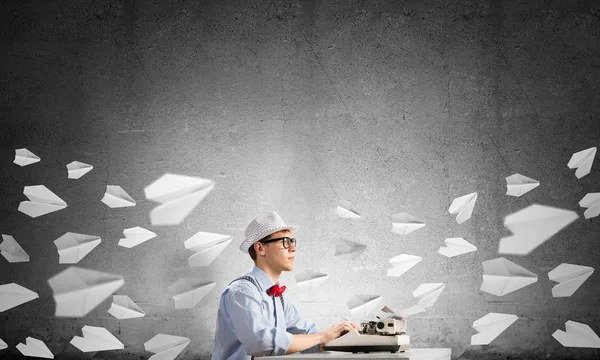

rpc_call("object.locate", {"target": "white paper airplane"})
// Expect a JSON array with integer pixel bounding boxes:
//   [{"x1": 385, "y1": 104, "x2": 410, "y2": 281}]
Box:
[
  {"x1": 347, "y1": 295, "x2": 382, "y2": 319},
  {"x1": 334, "y1": 239, "x2": 367, "y2": 260},
  {"x1": 54, "y1": 232, "x2": 101, "y2": 264},
  {"x1": 579, "y1": 193, "x2": 600, "y2": 219},
  {"x1": 413, "y1": 283, "x2": 445, "y2": 308},
  {"x1": 18, "y1": 185, "x2": 67, "y2": 218},
  {"x1": 498, "y1": 204, "x2": 578, "y2": 255},
  {"x1": 70, "y1": 325, "x2": 124, "y2": 352},
  {"x1": 47, "y1": 266, "x2": 124, "y2": 317},
  {"x1": 437, "y1": 237, "x2": 477, "y2": 258},
  {"x1": 386, "y1": 254, "x2": 422, "y2": 277},
  {"x1": 568, "y1": 147, "x2": 596, "y2": 179},
  {"x1": 66, "y1": 161, "x2": 93, "y2": 179},
  {"x1": 548, "y1": 263, "x2": 594, "y2": 298},
  {"x1": 14, "y1": 148, "x2": 40, "y2": 167},
  {"x1": 480, "y1": 257, "x2": 538, "y2": 296},
  {"x1": 0, "y1": 283, "x2": 39, "y2": 312},
  {"x1": 335, "y1": 200, "x2": 361, "y2": 219},
  {"x1": 553, "y1": 320, "x2": 600, "y2": 348},
  {"x1": 295, "y1": 270, "x2": 329, "y2": 292},
  {"x1": 144, "y1": 334, "x2": 190, "y2": 360},
  {"x1": 101, "y1": 185, "x2": 136, "y2": 208},
  {"x1": 399, "y1": 283, "x2": 445, "y2": 318},
  {"x1": 118, "y1": 227, "x2": 157, "y2": 248},
  {"x1": 16, "y1": 337, "x2": 53, "y2": 359},
  {"x1": 505, "y1": 174, "x2": 540, "y2": 197},
  {"x1": 144, "y1": 174, "x2": 215, "y2": 226},
  {"x1": 391, "y1": 212, "x2": 425, "y2": 235},
  {"x1": 448, "y1": 192, "x2": 477, "y2": 224},
  {"x1": 0, "y1": 337, "x2": 6, "y2": 350},
  {"x1": 471, "y1": 313, "x2": 518, "y2": 345},
  {"x1": 0, "y1": 234, "x2": 30, "y2": 263},
  {"x1": 168, "y1": 279, "x2": 215, "y2": 309},
  {"x1": 184, "y1": 232, "x2": 232, "y2": 267},
  {"x1": 108, "y1": 295, "x2": 145, "y2": 319}
]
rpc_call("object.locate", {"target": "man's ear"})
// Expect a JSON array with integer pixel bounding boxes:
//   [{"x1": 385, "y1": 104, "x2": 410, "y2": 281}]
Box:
[{"x1": 255, "y1": 242, "x2": 266, "y2": 257}]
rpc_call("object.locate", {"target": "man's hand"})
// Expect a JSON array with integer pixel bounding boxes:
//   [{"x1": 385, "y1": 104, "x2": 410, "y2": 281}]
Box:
[
  {"x1": 288, "y1": 322, "x2": 359, "y2": 354},
  {"x1": 318, "y1": 321, "x2": 360, "y2": 344}
]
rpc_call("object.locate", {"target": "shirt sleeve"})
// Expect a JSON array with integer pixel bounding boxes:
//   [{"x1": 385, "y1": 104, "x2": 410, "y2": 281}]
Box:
[
  {"x1": 283, "y1": 296, "x2": 321, "y2": 353},
  {"x1": 225, "y1": 285, "x2": 293, "y2": 356}
]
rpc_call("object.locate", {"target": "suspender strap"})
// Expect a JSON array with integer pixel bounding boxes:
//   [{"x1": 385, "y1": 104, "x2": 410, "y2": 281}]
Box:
[{"x1": 229, "y1": 275, "x2": 285, "y2": 310}]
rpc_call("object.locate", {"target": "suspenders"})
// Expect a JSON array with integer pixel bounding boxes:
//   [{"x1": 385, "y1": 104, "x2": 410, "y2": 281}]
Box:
[
  {"x1": 229, "y1": 275, "x2": 285, "y2": 310},
  {"x1": 229, "y1": 276, "x2": 285, "y2": 360}
]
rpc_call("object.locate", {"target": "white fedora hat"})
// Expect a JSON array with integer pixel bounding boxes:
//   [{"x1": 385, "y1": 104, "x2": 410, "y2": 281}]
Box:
[{"x1": 239, "y1": 211, "x2": 297, "y2": 253}]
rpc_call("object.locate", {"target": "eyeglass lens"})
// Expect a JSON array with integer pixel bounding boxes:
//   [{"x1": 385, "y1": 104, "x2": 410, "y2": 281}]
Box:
[{"x1": 284, "y1": 237, "x2": 296, "y2": 248}]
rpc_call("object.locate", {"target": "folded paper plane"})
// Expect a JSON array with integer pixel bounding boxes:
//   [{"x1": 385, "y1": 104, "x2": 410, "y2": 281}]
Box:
[
  {"x1": 16, "y1": 337, "x2": 53, "y2": 359},
  {"x1": 1, "y1": 234, "x2": 30, "y2": 263},
  {"x1": 335, "y1": 200, "x2": 361, "y2": 219},
  {"x1": 0, "y1": 283, "x2": 39, "y2": 312},
  {"x1": 498, "y1": 204, "x2": 578, "y2": 255},
  {"x1": 553, "y1": 320, "x2": 600, "y2": 348},
  {"x1": 18, "y1": 185, "x2": 67, "y2": 218},
  {"x1": 47, "y1": 266, "x2": 124, "y2": 317},
  {"x1": 471, "y1": 313, "x2": 518, "y2": 345},
  {"x1": 0, "y1": 337, "x2": 6, "y2": 350},
  {"x1": 66, "y1": 161, "x2": 93, "y2": 179},
  {"x1": 144, "y1": 334, "x2": 190, "y2": 360},
  {"x1": 399, "y1": 283, "x2": 445, "y2": 318},
  {"x1": 144, "y1": 174, "x2": 214, "y2": 226},
  {"x1": 448, "y1": 192, "x2": 477, "y2": 224},
  {"x1": 548, "y1": 263, "x2": 594, "y2": 298},
  {"x1": 437, "y1": 237, "x2": 477, "y2": 258},
  {"x1": 480, "y1": 257, "x2": 537, "y2": 296},
  {"x1": 579, "y1": 193, "x2": 600, "y2": 219},
  {"x1": 101, "y1": 185, "x2": 136, "y2": 208},
  {"x1": 54, "y1": 232, "x2": 101, "y2": 264},
  {"x1": 70, "y1": 325, "x2": 124, "y2": 352},
  {"x1": 168, "y1": 279, "x2": 215, "y2": 309},
  {"x1": 391, "y1": 212, "x2": 425, "y2": 235},
  {"x1": 505, "y1": 174, "x2": 540, "y2": 197},
  {"x1": 118, "y1": 227, "x2": 157, "y2": 248},
  {"x1": 295, "y1": 270, "x2": 329, "y2": 292},
  {"x1": 108, "y1": 295, "x2": 145, "y2": 319},
  {"x1": 14, "y1": 148, "x2": 40, "y2": 167},
  {"x1": 413, "y1": 283, "x2": 445, "y2": 309},
  {"x1": 568, "y1": 147, "x2": 596, "y2": 179},
  {"x1": 347, "y1": 295, "x2": 382, "y2": 319},
  {"x1": 184, "y1": 232, "x2": 232, "y2": 267},
  {"x1": 387, "y1": 254, "x2": 422, "y2": 277},
  {"x1": 334, "y1": 239, "x2": 367, "y2": 260}
]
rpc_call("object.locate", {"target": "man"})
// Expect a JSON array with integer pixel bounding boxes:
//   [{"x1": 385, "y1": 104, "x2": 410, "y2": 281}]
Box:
[{"x1": 212, "y1": 211, "x2": 357, "y2": 359}]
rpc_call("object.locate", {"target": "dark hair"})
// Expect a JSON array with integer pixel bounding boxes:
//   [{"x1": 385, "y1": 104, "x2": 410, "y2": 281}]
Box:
[
  {"x1": 248, "y1": 234, "x2": 272, "y2": 261},
  {"x1": 249, "y1": 243, "x2": 257, "y2": 261}
]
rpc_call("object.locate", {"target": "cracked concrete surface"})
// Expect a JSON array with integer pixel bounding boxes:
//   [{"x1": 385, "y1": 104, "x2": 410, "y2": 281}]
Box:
[{"x1": 1, "y1": 0, "x2": 600, "y2": 359}]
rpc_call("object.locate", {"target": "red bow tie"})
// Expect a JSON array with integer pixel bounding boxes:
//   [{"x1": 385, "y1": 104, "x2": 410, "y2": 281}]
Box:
[{"x1": 267, "y1": 284, "x2": 286, "y2": 297}]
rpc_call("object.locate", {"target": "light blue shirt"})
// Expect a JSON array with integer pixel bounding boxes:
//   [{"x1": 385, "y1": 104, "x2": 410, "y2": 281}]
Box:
[{"x1": 212, "y1": 266, "x2": 320, "y2": 360}]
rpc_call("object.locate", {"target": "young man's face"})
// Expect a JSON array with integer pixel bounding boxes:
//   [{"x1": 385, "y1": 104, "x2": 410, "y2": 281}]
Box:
[{"x1": 257, "y1": 230, "x2": 296, "y2": 272}]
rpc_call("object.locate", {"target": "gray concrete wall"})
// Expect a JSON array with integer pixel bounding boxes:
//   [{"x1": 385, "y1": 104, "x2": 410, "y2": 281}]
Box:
[{"x1": 1, "y1": 0, "x2": 599, "y2": 359}]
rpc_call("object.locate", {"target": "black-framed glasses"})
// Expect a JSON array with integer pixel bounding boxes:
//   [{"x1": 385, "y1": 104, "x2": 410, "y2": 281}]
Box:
[{"x1": 260, "y1": 237, "x2": 297, "y2": 249}]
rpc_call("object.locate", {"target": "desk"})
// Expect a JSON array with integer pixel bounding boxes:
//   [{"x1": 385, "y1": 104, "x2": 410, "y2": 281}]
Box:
[{"x1": 256, "y1": 348, "x2": 451, "y2": 360}]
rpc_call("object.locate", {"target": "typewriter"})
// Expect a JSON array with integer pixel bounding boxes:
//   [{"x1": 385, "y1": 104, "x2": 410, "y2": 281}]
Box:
[{"x1": 322, "y1": 318, "x2": 411, "y2": 353}]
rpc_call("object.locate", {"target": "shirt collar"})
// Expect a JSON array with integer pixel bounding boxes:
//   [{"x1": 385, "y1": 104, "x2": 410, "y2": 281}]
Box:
[{"x1": 250, "y1": 265, "x2": 277, "y2": 292}]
